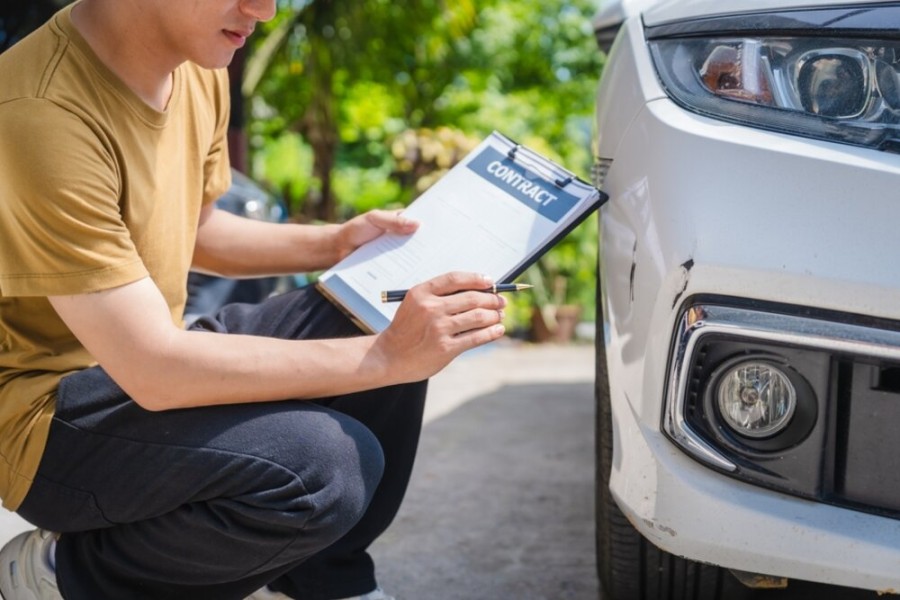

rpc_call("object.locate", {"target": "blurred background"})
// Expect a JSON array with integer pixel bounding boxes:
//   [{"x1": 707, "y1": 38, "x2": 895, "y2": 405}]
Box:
[{"x1": 1, "y1": 0, "x2": 606, "y2": 341}]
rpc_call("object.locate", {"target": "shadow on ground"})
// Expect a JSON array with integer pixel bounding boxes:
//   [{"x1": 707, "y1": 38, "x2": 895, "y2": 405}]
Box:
[{"x1": 371, "y1": 382, "x2": 598, "y2": 600}]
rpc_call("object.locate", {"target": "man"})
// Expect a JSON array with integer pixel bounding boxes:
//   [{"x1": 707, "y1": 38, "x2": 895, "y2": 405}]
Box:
[{"x1": 0, "y1": 0, "x2": 507, "y2": 599}]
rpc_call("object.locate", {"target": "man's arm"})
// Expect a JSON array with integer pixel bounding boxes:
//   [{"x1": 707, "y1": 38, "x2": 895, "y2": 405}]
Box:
[
  {"x1": 49, "y1": 271, "x2": 505, "y2": 411},
  {"x1": 191, "y1": 204, "x2": 418, "y2": 277}
]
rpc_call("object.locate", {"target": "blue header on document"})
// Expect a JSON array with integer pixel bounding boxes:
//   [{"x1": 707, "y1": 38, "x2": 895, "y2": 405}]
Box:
[{"x1": 465, "y1": 146, "x2": 579, "y2": 223}]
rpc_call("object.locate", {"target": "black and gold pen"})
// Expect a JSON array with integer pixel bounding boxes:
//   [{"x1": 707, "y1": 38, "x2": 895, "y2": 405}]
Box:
[{"x1": 381, "y1": 283, "x2": 533, "y2": 303}]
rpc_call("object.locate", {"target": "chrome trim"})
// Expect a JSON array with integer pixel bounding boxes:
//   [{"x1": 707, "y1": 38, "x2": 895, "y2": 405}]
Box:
[
  {"x1": 592, "y1": 157, "x2": 613, "y2": 190},
  {"x1": 664, "y1": 306, "x2": 738, "y2": 471},
  {"x1": 663, "y1": 303, "x2": 900, "y2": 472}
]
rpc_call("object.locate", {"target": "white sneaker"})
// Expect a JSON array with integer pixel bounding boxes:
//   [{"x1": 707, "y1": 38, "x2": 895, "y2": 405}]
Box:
[
  {"x1": 245, "y1": 585, "x2": 292, "y2": 600},
  {"x1": 0, "y1": 529, "x2": 61, "y2": 600},
  {"x1": 345, "y1": 588, "x2": 395, "y2": 600},
  {"x1": 245, "y1": 586, "x2": 394, "y2": 600}
]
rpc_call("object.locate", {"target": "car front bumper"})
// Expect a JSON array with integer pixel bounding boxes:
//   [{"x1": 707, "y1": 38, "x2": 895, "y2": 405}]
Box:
[
  {"x1": 598, "y1": 15, "x2": 900, "y2": 592},
  {"x1": 610, "y1": 391, "x2": 900, "y2": 592}
]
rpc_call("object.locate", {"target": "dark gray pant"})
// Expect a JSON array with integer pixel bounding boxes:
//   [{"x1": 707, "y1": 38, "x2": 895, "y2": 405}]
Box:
[{"x1": 16, "y1": 287, "x2": 427, "y2": 600}]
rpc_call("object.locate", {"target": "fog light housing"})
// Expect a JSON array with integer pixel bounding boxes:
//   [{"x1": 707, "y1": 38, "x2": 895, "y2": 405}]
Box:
[{"x1": 716, "y1": 360, "x2": 797, "y2": 439}]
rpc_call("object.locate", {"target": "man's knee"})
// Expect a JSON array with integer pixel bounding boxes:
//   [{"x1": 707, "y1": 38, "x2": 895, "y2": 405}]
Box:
[
  {"x1": 248, "y1": 409, "x2": 384, "y2": 545},
  {"x1": 303, "y1": 416, "x2": 385, "y2": 543}
]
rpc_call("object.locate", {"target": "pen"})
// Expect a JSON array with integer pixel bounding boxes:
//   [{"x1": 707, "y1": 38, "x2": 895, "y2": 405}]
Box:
[{"x1": 381, "y1": 283, "x2": 533, "y2": 303}]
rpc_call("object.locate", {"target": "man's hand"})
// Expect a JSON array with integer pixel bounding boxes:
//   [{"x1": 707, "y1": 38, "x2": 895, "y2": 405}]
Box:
[
  {"x1": 371, "y1": 272, "x2": 507, "y2": 383},
  {"x1": 333, "y1": 209, "x2": 419, "y2": 261}
]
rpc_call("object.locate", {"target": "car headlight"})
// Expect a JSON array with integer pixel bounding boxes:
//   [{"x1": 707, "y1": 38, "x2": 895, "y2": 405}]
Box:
[{"x1": 649, "y1": 35, "x2": 900, "y2": 151}]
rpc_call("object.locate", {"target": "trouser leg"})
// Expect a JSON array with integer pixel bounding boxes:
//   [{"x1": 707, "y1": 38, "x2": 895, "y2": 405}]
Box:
[
  {"x1": 268, "y1": 380, "x2": 427, "y2": 600},
  {"x1": 15, "y1": 286, "x2": 425, "y2": 599},
  {"x1": 19, "y1": 370, "x2": 385, "y2": 600},
  {"x1": 208, "y1": 289, "x2": 428, "y2": 599}
]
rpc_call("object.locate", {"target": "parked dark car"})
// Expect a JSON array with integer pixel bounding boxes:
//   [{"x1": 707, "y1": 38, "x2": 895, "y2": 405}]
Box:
[{"x1": 185, "y1": 170, "x2": 302, "y2": 324}]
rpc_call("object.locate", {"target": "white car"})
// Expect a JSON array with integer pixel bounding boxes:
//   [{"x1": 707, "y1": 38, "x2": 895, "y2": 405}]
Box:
[{"x1": 592, "y1": 0, "x2": 900, "y2": 598}]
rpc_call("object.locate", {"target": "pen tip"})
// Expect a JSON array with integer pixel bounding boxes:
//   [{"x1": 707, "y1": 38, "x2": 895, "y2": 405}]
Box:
[{"x1": 518, "y1": 284, "x2": 534, "y2": 290}]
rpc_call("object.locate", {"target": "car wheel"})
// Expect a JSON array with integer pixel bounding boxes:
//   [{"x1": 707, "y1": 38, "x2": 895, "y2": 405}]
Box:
[{"x1": 594, "y1": 316, "x2": 751, "y2": 600}]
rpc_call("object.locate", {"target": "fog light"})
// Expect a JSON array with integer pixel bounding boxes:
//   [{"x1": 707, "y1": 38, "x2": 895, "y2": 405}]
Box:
[{"x1": 716, "y1": 361, "x2": 796, "y2": 438}]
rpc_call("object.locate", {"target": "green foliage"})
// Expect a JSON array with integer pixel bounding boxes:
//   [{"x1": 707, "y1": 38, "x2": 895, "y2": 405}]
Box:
[
  {"x1": 244, "y1": 0, "x2": 605, "y2": 334},
  {"x1": 251, "y1": 131, "x2": 314, "y2": 214},
  {"x1": 332, "y1": 164, "x2": 404, "y2": 216}
]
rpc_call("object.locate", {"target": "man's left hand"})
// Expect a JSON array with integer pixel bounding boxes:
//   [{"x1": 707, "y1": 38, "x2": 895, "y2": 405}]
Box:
[{"x1": 334, "y1": 209, "x2": 419, "y2": 261}]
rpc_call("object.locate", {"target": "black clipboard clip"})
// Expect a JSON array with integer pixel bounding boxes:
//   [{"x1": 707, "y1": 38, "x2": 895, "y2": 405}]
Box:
[{"x1": 502, "y1": 137, "x2": 577, "y2": 190}]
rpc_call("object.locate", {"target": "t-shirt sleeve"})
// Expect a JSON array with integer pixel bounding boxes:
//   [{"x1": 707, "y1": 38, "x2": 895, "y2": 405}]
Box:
[
  {"x1": 202, "y1": 68, "x2": 233, "y2": 206},
  {"x1": 0, "y1": 100, "x2": 149, "y2": 297}
]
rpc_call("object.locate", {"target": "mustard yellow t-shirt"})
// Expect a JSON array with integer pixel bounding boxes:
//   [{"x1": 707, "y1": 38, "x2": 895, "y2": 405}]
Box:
[{"x1": 0, "y1": 5, "x2": 232, "y2": 510}]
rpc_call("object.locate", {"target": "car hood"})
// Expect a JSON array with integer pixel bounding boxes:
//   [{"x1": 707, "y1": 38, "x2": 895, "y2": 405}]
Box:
[{"x1": 643, "y1": 0, "x2": 888, "y2": 26}]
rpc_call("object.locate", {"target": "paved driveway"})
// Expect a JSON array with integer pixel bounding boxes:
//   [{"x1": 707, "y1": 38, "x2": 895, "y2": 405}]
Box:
[{"x1": 371, "y1": 342, "x2": 598, "y2": 599}]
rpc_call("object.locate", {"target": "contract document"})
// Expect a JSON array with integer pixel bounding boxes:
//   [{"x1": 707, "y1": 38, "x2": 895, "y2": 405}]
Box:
[{"x1": 317, "y1": 131, "x2": 606, "y2": 333}]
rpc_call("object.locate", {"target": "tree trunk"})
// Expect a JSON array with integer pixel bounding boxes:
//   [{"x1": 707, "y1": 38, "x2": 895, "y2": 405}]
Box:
[
  {"x1": 297, "y1": 75, "x2": 338, "y2": 222},
  {"x1": 227, "y1": 46, "x2": 248, "y2": 174},
  {"x1": 296, "y1": 5, "x2": 339, "y2": 223}
]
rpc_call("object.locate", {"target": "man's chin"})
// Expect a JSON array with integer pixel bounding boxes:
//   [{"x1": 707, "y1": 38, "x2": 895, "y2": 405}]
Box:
[{"x1": 192, "y1": 51, "x2": 239, "y2": 71}]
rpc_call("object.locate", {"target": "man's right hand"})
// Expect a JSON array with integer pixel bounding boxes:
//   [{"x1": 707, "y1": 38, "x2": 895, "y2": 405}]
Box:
[{"x1": 372, "y1": 272, "x2": 507, "y2": 383}]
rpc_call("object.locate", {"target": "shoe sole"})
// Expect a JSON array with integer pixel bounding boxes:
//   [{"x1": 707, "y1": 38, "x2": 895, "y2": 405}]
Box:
[{"x1": 0, "y1": 531, "x2": 41, "y2": 600}]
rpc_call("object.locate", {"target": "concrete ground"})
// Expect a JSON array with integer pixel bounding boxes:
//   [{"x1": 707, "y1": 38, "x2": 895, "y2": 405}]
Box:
[
  {"x1": 0, "y1": 486, "x2": 32, "y2": 544},
  {"x1": 370, "y1": 340, "x2": 599, "y2": 599}
]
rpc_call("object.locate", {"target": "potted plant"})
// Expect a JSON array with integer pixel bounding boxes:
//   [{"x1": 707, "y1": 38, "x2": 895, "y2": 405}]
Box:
[{"x1": 523, "y1": 214, "x2": 598, "y2": 343}]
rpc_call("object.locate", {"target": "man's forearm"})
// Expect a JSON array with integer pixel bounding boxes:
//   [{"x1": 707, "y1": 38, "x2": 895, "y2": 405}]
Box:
[
  {"x1": 51, "y1": 279, "x2": 396, "y2": 409},
  {"x1": 192, "y1": 208, "x2": 343, "y2": 277},
  {"x1": 127, "y1": 329, "x2": 394, "y2": 410}
]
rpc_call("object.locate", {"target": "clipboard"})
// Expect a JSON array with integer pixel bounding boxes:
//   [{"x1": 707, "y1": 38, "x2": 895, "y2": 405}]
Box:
[{"x1": 317, "y1": 131, "x2": 608, "y2": 334}]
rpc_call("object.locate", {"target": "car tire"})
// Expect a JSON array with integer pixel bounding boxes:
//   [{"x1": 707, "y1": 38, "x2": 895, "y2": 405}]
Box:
[{"x1": 595, "y1": 316, "x2": 751, "y2": 600}]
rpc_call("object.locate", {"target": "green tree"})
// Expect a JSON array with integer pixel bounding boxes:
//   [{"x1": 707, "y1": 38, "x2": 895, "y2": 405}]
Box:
[{"x1": 246, "y1": 0, "x2": 478, "y2": 221}]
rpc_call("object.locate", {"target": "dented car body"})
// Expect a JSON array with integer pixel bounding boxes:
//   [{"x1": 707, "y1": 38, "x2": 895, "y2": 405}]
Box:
[{"x1": 592, "y1": 0, "x2": 900, "y2": 597}]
